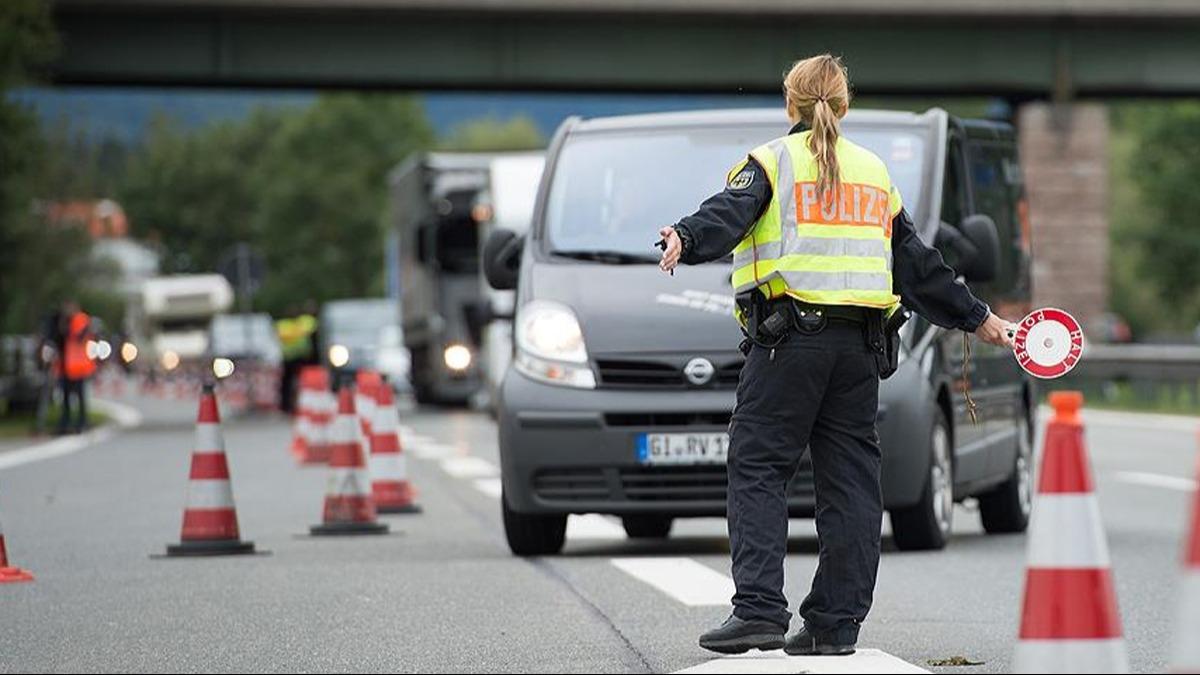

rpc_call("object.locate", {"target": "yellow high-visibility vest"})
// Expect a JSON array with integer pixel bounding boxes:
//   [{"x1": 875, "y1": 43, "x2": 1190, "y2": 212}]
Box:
[{"x1": 730, "y1": 131, "x2": 902, "y2": 312}]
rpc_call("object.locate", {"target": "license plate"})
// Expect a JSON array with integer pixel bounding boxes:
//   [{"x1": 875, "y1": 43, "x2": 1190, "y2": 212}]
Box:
[{"x1": 636, "y1": 432, "x2": 729, "y2": 465}]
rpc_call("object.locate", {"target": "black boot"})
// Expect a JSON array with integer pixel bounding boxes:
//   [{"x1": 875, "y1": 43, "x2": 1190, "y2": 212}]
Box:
[
  {"x1": 783, "y1": 626, "x2": 856, "y2": 656},
  {"x1": 698, "y1": 615, "x2": 786, "y2": 654}
]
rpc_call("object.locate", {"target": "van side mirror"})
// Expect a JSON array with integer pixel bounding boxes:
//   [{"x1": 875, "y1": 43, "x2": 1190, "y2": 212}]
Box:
[
  {"x1": 934, "y1": 214, "x2": 1000, "y2": 284},
  {"x1": 483, "y1": 228, "x2": 523, "y2": 291}
]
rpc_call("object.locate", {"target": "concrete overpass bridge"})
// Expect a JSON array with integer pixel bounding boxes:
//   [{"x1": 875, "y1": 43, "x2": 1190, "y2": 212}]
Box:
[{"x1": 51, "y1": 0, "x2": 1200, "y2": 98}]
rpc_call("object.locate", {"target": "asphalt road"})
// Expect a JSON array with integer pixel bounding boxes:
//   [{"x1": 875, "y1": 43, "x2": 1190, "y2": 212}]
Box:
[{"x1": 0, "y1": 390, "x2": 1194, "y2": 674}]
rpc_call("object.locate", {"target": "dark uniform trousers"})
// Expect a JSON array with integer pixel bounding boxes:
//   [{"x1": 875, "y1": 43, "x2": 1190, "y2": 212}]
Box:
[{"x1": 727, "y1": 320, "x2": 882, "y2": 644}]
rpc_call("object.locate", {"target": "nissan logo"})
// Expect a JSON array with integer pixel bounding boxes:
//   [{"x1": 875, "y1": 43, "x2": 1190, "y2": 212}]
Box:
[{"x1": 683, "y1": 357, "x2": 716, "y2": 386}]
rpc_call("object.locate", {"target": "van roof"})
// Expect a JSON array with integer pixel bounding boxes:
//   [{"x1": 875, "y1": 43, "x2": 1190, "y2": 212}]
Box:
[{"x1": 573, "y1": 107, "x2": 936, "y2": 133}]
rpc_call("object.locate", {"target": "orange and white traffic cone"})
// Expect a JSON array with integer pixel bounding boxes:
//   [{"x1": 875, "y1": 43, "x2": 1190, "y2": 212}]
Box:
[
  {"x1": 1014, "y1": 391, "x2": 1127, "y2": 673},
  {"x1": 290, "y1": 366, "x2": 319, "y2": 462},
  {"x1": 310, "y1": 385, "x2": 388, "y2": 536},
  {"x1": 297, "y1": 368, "x2": 334, "y2": 465},
  {"x1": 1171, "y1": 438, "x2": 1200, "y2": 673},
  {"x1": 0, "y1": 489, "x2": 33, "y2": 583},
  {"x1": 355, "y1": 370, "x2": 382, "y2": 442},
  {"x1": 369, "y1": 383, "x2": 421, "y2": 514},
  {"x1": 163, "y1": 384, "x2": 257, "y2": 556}
]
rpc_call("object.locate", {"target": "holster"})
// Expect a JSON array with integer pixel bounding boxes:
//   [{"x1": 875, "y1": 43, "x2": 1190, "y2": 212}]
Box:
[{"x1": 876, "y1": 308, "x2": 911, "y2": 380}]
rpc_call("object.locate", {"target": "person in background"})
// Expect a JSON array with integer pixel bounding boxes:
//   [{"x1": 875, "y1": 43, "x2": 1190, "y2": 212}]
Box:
[
  {"x1": 276, "y1": 300, "x2": 319, "y2": 413},
  {"x1": 57, "y1": 300, "x2": 96, "y2": 435}
]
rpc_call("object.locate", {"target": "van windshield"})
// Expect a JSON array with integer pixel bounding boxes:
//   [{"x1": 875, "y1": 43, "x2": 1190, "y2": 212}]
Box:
[{"x1": 544, "y1": 125, "x2": 927, "y2": 260}]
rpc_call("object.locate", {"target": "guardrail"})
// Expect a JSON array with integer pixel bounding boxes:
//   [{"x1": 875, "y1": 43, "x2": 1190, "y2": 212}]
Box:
[
  {"x1": 1073, "y1": 344, "x2": 1200, "y2": 380},
  {"x1": 1050, "y1": 343, "x2": 1200, "y2": 414}
]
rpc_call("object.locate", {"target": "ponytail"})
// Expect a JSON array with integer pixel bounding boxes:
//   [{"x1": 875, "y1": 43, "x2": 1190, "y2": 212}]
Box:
[{"x1": 783, "y1": 55, "x2": 851, "y2": 204}]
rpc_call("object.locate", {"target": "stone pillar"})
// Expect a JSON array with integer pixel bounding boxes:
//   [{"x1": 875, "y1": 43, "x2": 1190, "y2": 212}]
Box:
[{"x1": 1017, "y1": 102, "x2": 1109, "y2": 333}]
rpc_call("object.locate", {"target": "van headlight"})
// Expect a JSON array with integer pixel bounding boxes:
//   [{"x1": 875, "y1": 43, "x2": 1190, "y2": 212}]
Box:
[{"x1": 515, "y1": 300, "x2": 595, "y2": 389}]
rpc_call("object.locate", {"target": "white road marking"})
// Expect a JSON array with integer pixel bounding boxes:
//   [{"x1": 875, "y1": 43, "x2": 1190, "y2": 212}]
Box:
[
  {"x1": 567, "y1": 514, "x2": 626, "y2": 540},
  {"x1": 0, "y1": 427, "x2": 116, "y2": 471},
  {"x1": 473, "y1": 477, "x2": 503, "y2": 498},
  {"x1": 407, "y1": 442, "x2": 457, "y2": 460},
  {"x1": 674, "y1": 649, "x2": 929, "y2": 674},
  {"x1": 440, "y1": 456, "x2": 498, "y2": 478},
  {"x1": 610, "y1": 557, "x2": 734, "y2": 606},
  {"x1": 1114, "y1": 471, "x2": 1197, "y2": 492}
]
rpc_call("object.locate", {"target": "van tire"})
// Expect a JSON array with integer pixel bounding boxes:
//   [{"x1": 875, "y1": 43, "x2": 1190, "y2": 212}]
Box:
[
  {"x1": 622, "y1": 515, "x2": 673, "y2": 539},
  {"x1": 890, "y1": 409, "x2": 953, "y2": 551},
  {"x1": 502, "y1": 490, "x2": 566, "y2": 556},
  {"x1": 980, "y1": 409, "x2": 1034, "y2": 534}
]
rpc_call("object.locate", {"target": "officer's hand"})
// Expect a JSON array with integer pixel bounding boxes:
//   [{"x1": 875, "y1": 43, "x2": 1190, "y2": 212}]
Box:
[
  {"x1": 658, "y1": 226, "x2": 682, "y2": 274},
  {"x1": 975, "y1": 312, "x2": 1016, "y2": 348}
]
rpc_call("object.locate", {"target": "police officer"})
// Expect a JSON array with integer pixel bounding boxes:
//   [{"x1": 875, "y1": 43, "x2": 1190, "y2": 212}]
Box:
[{"x1": 657, "y1": 55, "x2": 1015, "y2": 656}]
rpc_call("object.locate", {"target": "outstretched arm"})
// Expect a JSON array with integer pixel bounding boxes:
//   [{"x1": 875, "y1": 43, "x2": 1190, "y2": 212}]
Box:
[
  {"x1": 659, "y1": 157, "x2": 772, "y2": 272},
  {"x1": 891, "y1": 208, "x2": 1014, "y2": 347}
]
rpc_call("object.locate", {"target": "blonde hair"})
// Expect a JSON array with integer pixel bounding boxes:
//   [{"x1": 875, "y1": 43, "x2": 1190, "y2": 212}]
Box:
[{"x1": 783, "y1": 54, "x2": 851, "y2": 203}]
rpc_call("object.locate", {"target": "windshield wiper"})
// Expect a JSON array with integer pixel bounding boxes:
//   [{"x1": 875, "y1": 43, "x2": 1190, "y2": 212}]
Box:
[{"x1": 552, "y1": 250, "x2": 658, "y2": 265}]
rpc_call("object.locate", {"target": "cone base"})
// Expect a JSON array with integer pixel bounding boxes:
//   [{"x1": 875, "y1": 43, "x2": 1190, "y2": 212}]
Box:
[
  {"x1": 0, "y1": 566, "x2": 34, "y2": 583},
  {"x1": 377, "y1": 502, "x2": 422, "y2": 515},
  {"x1": 164, "y1": 539, "x2": 257, "y2": 557},
  {"x1": 309, "y1": 520, "x2": 389, "y2": 536}
]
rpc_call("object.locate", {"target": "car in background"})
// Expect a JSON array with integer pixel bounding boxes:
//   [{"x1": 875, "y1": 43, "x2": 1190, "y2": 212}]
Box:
[
  {"x1": 209, "y1": 313, "x2": 283, "y2": 368},
  {"x1": 320, "y1": 298, "x2": 409, "y2": 387},
  {"x1": 487, "y1": 107, "x2": 1035, "y2": 556}
]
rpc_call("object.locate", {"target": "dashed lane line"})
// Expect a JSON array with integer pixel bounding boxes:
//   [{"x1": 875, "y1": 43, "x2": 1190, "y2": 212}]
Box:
[
  {"x1": 440, "y1": 456, "x2": 500, "y2": 478},
  {"x1": 1113, "y1": 470, "x2": 1197, "y2": 492},
  {"x1": 609, "y1": 557, "x2": 735, "y2": 607},
  {"x1": 673, "y1": 649, "x2": 929, "y2": 674},
  {"x1": 473, "y1": 477, "x2": 503, "y2": 498},
  {"x1": 568, "y1": 514, "x2": 627, "y2": 539}
]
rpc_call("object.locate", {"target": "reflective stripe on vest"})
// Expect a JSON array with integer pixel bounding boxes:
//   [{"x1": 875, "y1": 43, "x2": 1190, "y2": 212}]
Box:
[{"x1": 730, "y1": 131, "x2": 901, "y2": 310}]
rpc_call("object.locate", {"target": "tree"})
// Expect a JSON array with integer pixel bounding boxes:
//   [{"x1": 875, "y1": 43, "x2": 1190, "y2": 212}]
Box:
[
  {"x1": 1110, "y1": 102, "x2": 1200, "y2": 337},
  {"x1": 0, "y1": 0, "x2": 62, "y2": 334},
  {"x1": 120, "y1": 109, "x2": 286, "y2": 273},
  {"x1": 440, "y1": 115, "x2": 544, "y2": 152},
  {"x1": 251, "y1": 93, "x2": 434, "y2": 314}
]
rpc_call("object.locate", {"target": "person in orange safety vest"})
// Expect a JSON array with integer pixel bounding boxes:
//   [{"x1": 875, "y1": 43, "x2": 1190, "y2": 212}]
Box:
[{"x1": 57, "y1": 300, "x2": 96, "y2": 435}]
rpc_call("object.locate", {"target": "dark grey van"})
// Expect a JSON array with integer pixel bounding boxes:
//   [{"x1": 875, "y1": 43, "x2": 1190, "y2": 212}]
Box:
[{"x1": 485, "y1": 108, "x2": 1034, "y2": 556}]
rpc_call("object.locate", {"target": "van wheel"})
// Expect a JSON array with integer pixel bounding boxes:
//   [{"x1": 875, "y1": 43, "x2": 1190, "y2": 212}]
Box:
[
  {"x1": 622, "y1": 515, "x2": 673, "y2": 539},
  {"x1": 890, "y1": 409, "x2": 953, "y2": 551},
  {"x1": 980, "y1": 409, "x2": 1033, "y2": 534},
  {"x1": 502, "y1": 490, "x2": 566, "y2": 556}
]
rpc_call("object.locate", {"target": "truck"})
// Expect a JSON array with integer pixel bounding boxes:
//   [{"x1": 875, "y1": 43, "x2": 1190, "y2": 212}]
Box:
[
  {"x1": 129, "y1": 274, "x2": 234, "y2": 374},
  {"x1": 390, "y1": 151, "x2": 527, "y2": 405}
]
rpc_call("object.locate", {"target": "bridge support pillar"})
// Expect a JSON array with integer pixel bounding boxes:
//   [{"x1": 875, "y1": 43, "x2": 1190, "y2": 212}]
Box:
[{"x1": 1018, "y1": 102, "x2": 1110, "y2": 334}]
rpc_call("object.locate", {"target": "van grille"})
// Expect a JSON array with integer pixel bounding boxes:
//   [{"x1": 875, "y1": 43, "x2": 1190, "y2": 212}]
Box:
[{"x1": 594, "y1": 357, "x2": 743, "y2": 389}]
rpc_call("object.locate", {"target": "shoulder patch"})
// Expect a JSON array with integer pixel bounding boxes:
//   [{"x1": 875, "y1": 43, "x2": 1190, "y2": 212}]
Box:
[{"x1": 727, "y1": 168, "x2": 755, "y2": 190}]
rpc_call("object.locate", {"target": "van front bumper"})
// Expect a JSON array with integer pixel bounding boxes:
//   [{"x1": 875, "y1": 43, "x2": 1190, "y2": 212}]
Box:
[{"x1": 498, "y1": 359, "x2": 928, "y2": 517}]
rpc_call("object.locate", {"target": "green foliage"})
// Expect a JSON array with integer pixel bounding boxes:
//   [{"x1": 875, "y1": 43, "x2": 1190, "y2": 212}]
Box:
[
  {"x1": 252, "y1": 94, "x2": 434, "y2": 314},
  {"x1": 0, "y1": 0, "x2": 80, "y2": 335},
  {"x1": 1109, "y1": 102, "x2": 1200, "y2": 338},
  {"x1": 440, "y1": 115, "x2": 545, "y2": 152},
  {"x1": 117, "y1": 94, "x2": 435, "y2": 315},
  {"x1": 0, "y1": 0, "x2": 57, "y2": 88},
  {"x1": 120, "y1": 110, "x2": 286, "y2": 273}
]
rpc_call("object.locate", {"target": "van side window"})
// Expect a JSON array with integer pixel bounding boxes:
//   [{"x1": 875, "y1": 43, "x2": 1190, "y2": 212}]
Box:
[
  {"x1": 941, "y1": 138, "x2": 967, "y2": 229},
  {"x1": 967, "y1": 142, "x2": 1024, "y2": 294}
]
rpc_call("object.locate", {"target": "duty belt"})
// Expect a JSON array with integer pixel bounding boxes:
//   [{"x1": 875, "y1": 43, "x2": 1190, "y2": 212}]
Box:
[{"x1": 764, "y1": 298, "x2": 880, "y2": 325}]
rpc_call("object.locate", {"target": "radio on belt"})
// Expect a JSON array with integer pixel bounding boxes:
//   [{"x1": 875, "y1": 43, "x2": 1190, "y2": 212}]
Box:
[{"x1": 1010, "y1": 307, "x2": 1084, "y2": 379}]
